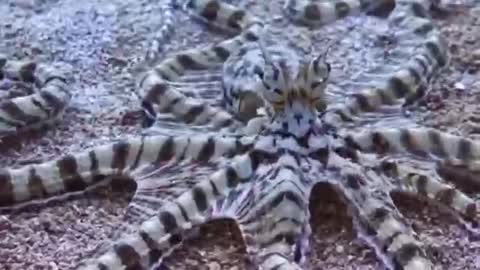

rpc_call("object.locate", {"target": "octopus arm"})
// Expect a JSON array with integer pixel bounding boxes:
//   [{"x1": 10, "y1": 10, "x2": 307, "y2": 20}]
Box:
[
  {"x1": 0, "y1": 134, "x2": 253, "y2": 211},
  {"x1": 284, "y1": 0, "x2": 396, "y2": 27},
  {"x1": 76, "y1": 150, "x2": 259, "y2": 270},
  {"x1": 345, "y1": 127, "x2": 480, "y2": 162},
  {"x1": 185, "y1": 0, "x2": 261, "y2": 33},
  {"x1": 345, "y1": 127, "x2": 480, "y2": 216},
  {"x1": 0, "y1": 56, "x2": 70, "y2": 137},
  {"x1": 395, "y1": 164, "x2": 478, "y2": 230},
  {"x1": 332, "y1": 153, "x2": 433, "y2": 270},
  {"x1": 366, "y1": 158, "x2": 480, "y2": 232},
  {"x1": 324, "y1": 2, "x2": 448, "y2": 126},
  {"x1": 140, "y1": 2, "x2": 264, "y2": 130},
  {"x1": 213, "y1": 163, "x2": 312, "y2": 269}
]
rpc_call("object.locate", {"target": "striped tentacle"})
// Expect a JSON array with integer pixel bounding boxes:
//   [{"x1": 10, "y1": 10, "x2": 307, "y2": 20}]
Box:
[
  {"x1": 140, "y1": 23, "x2": 263, "y2": 129},
  {"x1": 372, "y1": 159, "x2": 479, "y2": 231},
  {"x1": 0, "y1": 56, "x2": 70, "y2": 137},
  {"x1": 401, "y1": 169, "x2": 478, "y2": 229},
  {"x1": 213, "y1": 151, "x2": 313, "y2": 269},
  {"x1": 144, "y1": 0, "x2": 178, "y2": 61},
  {"x1": 436, "y1": 158, "x2": 480, "y2": 190},
  {"x1": 125, "y1": 162, "x2": 220, "y2": 226},
  {"x1": 245, "y1": 167, "x2": 310, "y2": 270},
  {"x1": 324, "y1": 1, "x2": 448, "y2": 124},
  {"x1": 185, "y1": 0, "x2": 261, "y2": 32},
  {"x1": 346, "y1": 127, "x2": 480, "y2": 225},
  {"x1": 76, "y1": 150, "x2": 261, "y2": 270},
  {"x1": 345, "y1": 128, "x2": 480, "y2": 162},
  {"x1": 284, "y1": 0, "x2": 396, "y2": 27},
  {"x1": 0, "y1": 134, "x2": 251, "y2": 209},
  {"x1": 124, "y1": 133, "x2": 255, "y2": 223},
  {"x1": 332, "y1": 153, "x2": 432, "y2": 270}
]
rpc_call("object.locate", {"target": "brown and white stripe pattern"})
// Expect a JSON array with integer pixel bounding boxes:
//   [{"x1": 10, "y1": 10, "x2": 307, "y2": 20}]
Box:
[
  {"x1": 142, "y1": 0, "x2": 397, "y2": 130},
  {"x1": 140, "y1": 0, "x2": 263, "y2": 129},
  {"x1": 204, "y1": 133, "x2": 332, "y2": 269},
  {"x1": 239, "y1": 165, "x2": 310, "y2": 270},
  {"x1": 139, "y1": 20, "x2": 264, "y2": 129},
  {"x1": 77, "y1": 150, "x2": 261, "y2": 270},
  {"x1": 345, "y1": 127, "x2": 480, "y2": 162},
  {"x1": 284, "y1": 0, "x2": 396, "y2": 26},
  {"x1": 0, "y1": 134, "x2": 255, "y2": 208},
  {"x1": 324, "y1": 1, "x2": 448, "y2": 124},
  {"x1": 359, "y1": 203, "x2": 432, "y2": 270},
  {"x1": 144, "y1": 0, "x2": 178, "y2": 61},
  {"x1": 372, "y1": 159, "x2": 478, "y2": 226},
  {"x1": 333, "y1": 154, "x2": 432, "y2": 270},
  {"x1": 0, "y1": 56, "x2": 70, "y2": 137},
  {"x1": 185, "y1": 0, "x2": 261, "y2": 32},
  {"x1": 401, "y1": 171, "x2": 478, "y2": 223}
]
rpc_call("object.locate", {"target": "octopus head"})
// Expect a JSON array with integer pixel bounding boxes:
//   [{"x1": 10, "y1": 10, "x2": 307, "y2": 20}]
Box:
[{"x1": 258, "y1": 39, "x2": 331, "y2": 137}]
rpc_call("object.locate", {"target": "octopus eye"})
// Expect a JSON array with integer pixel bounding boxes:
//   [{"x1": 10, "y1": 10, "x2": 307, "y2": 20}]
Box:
[
  {"x1": 315, "y1": 98, "x2": 327, "y2": 112},
  {"x1": 254, "y1": 66, "x2": 264, "y2": 79},
  {"x1": 311, "y1": 81, "x2": 324, "y2": 89},
  {"x1": 262, "y1": 80, "x2": 271, "y2": 90},
  {"x1": 273, "y1": 88, "x2": 283, "y2": 95}
]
